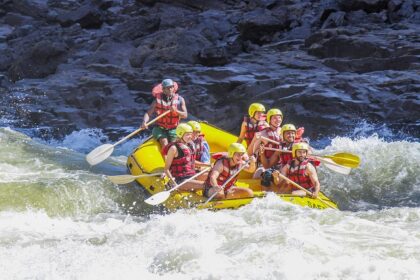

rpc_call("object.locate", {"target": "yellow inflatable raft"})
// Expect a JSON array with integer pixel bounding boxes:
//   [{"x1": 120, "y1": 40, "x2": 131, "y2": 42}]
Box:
[{"x1": 126, "y1": 122, "x2": 338, "y2": 210}]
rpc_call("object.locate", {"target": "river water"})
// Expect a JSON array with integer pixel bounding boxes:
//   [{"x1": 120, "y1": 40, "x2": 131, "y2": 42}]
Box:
[{"x1": 0, "y1": 125, "x2": 419, "y2": 279}]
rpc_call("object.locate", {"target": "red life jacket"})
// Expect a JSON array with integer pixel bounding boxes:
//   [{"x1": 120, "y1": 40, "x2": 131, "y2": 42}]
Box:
[
  {"x1": 205, "y1": 157, "x2": 240, "y2": 193},
  {"x1": 155, "y1": 93, "x2": 183, "y2": 129},
  {"x1": 295, "y1": 127, "x2": 304, "y2": 141},
  {"x1": 188, "y1": 134, "x2": 205, "y2": 161},
  {"x1": 287, "y1": 159, "x2": 314, "y2": 190},
  {"x1": 263, "y1": 127, "x2": 281, "y2": 159},
  {"x1": 278, "y1": 141, "x2": 294, "y2": 166},
  {"x1": 152, "y1": 82, "x2": 179, "y2": 97},
  {"x1": 165, "y1": 141, "x2": 196, "y2": 178},
  {"x1": 243, "y1": 116, "x2": 266, "y2": 146}
]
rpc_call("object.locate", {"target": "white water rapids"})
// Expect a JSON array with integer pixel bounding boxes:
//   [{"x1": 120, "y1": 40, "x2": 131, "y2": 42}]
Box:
[{"x1": 0, "y1": 127, "x2": 419, "y2": 279}]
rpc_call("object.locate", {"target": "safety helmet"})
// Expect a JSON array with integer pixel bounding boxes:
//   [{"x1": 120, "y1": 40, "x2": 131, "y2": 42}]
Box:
[
  {"x1": 248, "y1": 103, "x2": 265, "y2": 118},
  {"x1": 292, "y1": 142, "x2": 309, "y2": 158},
  {"x1": 227, "y1": 143, "x2": 246, "y2": 158},
  {"x1": 162, "y1": 79, "x2": 174, "y2": 88},
  {"x1": 187, "y1": 121, "x2": 201, "y2": 132},
  {"x1": 176, "y1": 123, "x2": 193, "y2": 138},
  {"x1": 266, "y1": 108, "x2": 283, "y2": 123},
  {"x1": 281, "y1": 124, "x2": 297, "y2": 137}
]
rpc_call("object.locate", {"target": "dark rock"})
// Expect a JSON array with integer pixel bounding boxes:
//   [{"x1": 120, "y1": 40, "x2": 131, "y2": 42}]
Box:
[
  {"x1": 0, "y1": 47, "x2": 13, "y2": 71},
  {"x1": 129, "y1": 28, "x2": 211, "y2": 67},
  {"x1": 56, "y1": 4, "x2": 104, "y2": 29},
  {"x1": 0, "y1": 24, "x2": 14, "y2": 43},
  {"x1": 238, "y1": 8, "x2": 289, "y2": 45},
  {"x1": 318, "y1": 0, "x2": 341, "y2": 22},
  {"x1": 195, "y1": 10, "x2": 233, "y2": 43},
  {"x1": 388, "y1": 0, "x2": 416, "y2": 22},
  {"x1": 322, "y1": 11, "x2": 346, "y2": 28},
  {"x1": 307, "y1": 34, "x2": 390, "y2": 59},
  {"x1": 324, "y1": 55, "x2": 417, "y2": 73},
  {"x1": 139, "y1": 0, "x2": 230, "y2": 10},
  {"x1": 8, "y1": 0, "x2": 48, "y2": 19},
  {"x1": 3, "y1": 12, "x2": 34, "y2": 26},
  {"x1": 338, "y1": 0, "x2": 389, "y2": 13},
  {"x1": 0, "y1": 0, "x2": 418, "y2": 140},
  {"x1": 198, "y1": 46, "x2": 231, "y2": 66},
  {"x1": 8, "y1": 40, "x2": 68, "y2": 81},
  {"x1": 112, "y1": 16, "x2": 160, "y2": 41}
]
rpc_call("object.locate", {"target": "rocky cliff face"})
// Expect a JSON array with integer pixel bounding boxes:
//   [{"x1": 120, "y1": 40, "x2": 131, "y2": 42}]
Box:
[{"x1": 0, "y1": 0, "x2": 419, "y2": 139}]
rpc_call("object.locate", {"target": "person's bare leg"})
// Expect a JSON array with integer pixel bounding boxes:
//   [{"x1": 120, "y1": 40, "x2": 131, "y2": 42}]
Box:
[
  {"x1": 225, "y1": 187, "x2": 254, "y2": 199},
  {"x1": 291, "y1": 190, "x2": 307, "y2": 197},
  {"x1": 177, "y1": 180, "x2": 205, "y2": 192}
]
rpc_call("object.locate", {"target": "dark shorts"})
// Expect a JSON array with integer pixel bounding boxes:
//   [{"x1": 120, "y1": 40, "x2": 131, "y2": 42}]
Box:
[
  {"x1": 174, "y1": 176, "x2": 193, "y2": 184},
  {"x1": 203, "y1": 183, "x2": 212, "y2": 198},
  {"x1": 203, "y1": 183, "x2": 229, "y2": 198},
  {"x1": 152, "y1": 126, "x2": 177, "y2": 142}
]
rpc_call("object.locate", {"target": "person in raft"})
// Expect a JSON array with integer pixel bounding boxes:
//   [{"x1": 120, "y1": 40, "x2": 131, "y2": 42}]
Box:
[
  {"x1": 258, "y1": 123, "x2": 303, "y2": 190},
  {"x1": 163, "y1": 123, "x2": 206, "y2": 191},
  {"x1": 273, "y1": 142, "x2": 320, "y2": 198},
  {"x1": 237, "y1": 103, "x2": 269, "y2": 146},
  {"x1": 141, "y1": 78, "x2": 188, "y2": 149},
  {"x1": 247, "y1": 108, "x2": 283, "y2": 157},
  {"x1": 259, "y1": 124, "x2": 301, "y2": 170},
  {"x1": 187, "y1": 121, "x2": 211, "y2": 168},
  {"x1": 203, "y1": 143, "x2": 256, "y2": 200}
]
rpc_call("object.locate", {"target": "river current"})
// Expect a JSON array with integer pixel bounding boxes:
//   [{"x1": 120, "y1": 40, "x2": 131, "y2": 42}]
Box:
[{"x1": 0, "y1": 125, "x2": 419, "y2": 279}]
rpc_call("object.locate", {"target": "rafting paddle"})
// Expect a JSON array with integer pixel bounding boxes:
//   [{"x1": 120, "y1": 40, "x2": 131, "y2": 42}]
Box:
[
  {"x1": 260, "y1": 136, "x2": 360, "y2": 169},
  {"x1": 323, "y1": 152, "x2": 360, "y2": 168},
  {"x1": 86, "y1": 111, "x2": 170, "y2": 166},
  {"x1": 144, "y1": 167, "x2": 210, "y2": 206},
  {"x1": 263, "y1": 147, "x2": 352, "y2": 175},
  {"x1": 204, "y1": 162, "x2": 249, "y2": 204},
  {"x1": 107, "y1": 172, "x2": 163, "y2": 185},
  {"x1": 275, "y1": 172, "x2": 338, "y2": 209}
]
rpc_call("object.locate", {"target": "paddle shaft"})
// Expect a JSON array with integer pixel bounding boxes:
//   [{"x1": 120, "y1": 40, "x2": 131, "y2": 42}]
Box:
[
  {"x1": 262, "y1": 139, "x2": 352, "y2": 169},
  {"x1": 166, "y1": 167, "x2": 210, "y2": 193},
  {"x1": 107, "y1": 172, "x2": 163, "y2": 184},
  {"x1": 276, "y1": 172, "x2": 337, "y2": 209},
  {"x1": 205, "y1": 162, "x2": 248, "y2": 204},
  {"x1": 113, "y1": 110, "x2": 171, "y2": 147},
  {"x1": 264, "y1": 147, "x2": 343, "y2": 166}
]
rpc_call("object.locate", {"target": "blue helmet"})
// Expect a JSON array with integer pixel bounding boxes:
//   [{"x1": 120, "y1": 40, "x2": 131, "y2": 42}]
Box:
[{"x1": 162, "y1": 79, "x2": 174, "y2": 88}]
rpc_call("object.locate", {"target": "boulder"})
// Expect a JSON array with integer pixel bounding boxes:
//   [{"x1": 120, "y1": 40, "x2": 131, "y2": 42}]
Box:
[
  {"x1": 129, "y1": 29, "x2": 211, "y2": 67},
  {"x1": 8, "y1": 40, "x2": 68, "y2": 81},
  {"x1": 238, "y1": 8, "x2": 289, "y2": 45}
]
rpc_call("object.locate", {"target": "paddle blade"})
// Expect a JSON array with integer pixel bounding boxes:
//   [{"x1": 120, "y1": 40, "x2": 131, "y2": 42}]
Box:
[
  {"x1": 321, "y1": 158, "x2": 352, "y2": 175},
  {"x1": 107, "y1": 174, "x2": 136, "y2": 185},
  {"x1": 86, "y1": 144, "x2": 114, "y2": 166},
  {"x1": 325, "y1": 153, "x2": 360, "y2": 168},
  {"x1": 144, "y1": 191, "x2": 171, "y2": 206}
]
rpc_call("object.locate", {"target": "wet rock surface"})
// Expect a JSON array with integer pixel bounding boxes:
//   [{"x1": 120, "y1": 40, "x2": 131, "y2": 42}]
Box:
[{"x1": 0, "y1": 0, "x2": 419, "y2": 140}]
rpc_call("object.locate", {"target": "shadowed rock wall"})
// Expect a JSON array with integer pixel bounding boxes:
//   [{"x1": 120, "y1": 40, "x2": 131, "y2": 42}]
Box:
[{"x1": 0, "y1": 0, "x2": 418, "y2": 139}]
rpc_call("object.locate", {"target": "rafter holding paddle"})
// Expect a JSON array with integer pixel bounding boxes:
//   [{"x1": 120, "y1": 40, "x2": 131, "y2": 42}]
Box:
[
  {"x1": 144, "y1": 167, "x2": 211, "y2": 206},
  {"x1": 275, "y1": 172, "x2": 338, "y2": 210},
  {"x1": 204, "y1": 162, "x2": 249, "y2": 204},
  {"x1": 85, "y1": 110, "x2": 170, "y2": 166},
  {"x1": 260, "y1": 136, "x2": 360, "y2": 174}
]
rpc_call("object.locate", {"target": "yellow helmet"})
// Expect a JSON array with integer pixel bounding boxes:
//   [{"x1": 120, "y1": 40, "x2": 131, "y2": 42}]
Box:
[
  {"x1": 248, "y1": 103, "x2": 265, "y2": 118},
  {"x1": 292, "y1": 142, "x2": 309, "y2": 158},
  {"x1": 176, "y1": 123, "x2": 193, "y2": 138},
  {"x1": 281, "y1": 124, "x2": 297, "y2": 137},
  {"x1": 267, "y1": 108, "x2": 283, "y2": 122},
  {"x1": 227, "y1": 143, "x2": 246, "y2": 158},
  {"x1": 187, "y1": 120, "x2": 201, "y2": 132}
]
